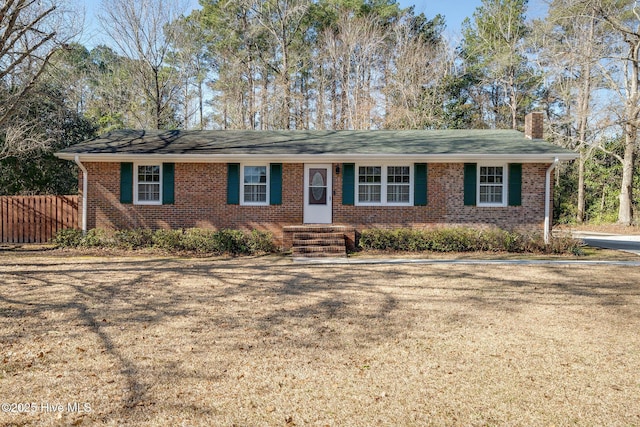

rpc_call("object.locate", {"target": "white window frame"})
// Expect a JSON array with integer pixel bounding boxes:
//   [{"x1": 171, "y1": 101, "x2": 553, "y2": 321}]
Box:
[
  {"x1": 355, "y1": 163, "x2": 413, "y2": 206},
  {"x1": 477, "y1": 163, "x2": 507, "y2": 207},
  {"x1": 386, "y1": 165, "x2": 412, "y2": 204},
  {"x1": 134, "y1": 163, "x2": 162, "y2": 205},
  {"x1": 357, "y1": 165, "x2": 383, "y2": 204},
  {"x1": 240, "y1": 163, "x2": 270, "y2": 206}
]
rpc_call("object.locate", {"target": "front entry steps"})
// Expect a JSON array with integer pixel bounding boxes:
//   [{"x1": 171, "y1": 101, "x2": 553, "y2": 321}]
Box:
[{"x1": 284, "y1": 225, "x2": 349, "y2": 258}]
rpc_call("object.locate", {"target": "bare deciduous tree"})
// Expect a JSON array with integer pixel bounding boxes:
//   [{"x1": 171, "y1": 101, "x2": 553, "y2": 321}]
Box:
[
  {"x1": 461, "y1": 0, "x2": 539, "y2": 129},
  {"x1": 0, "y1": 0, "x2": 79, "y2": 159},
  {"x1": 198, "y1": 1, "x2": 445, "y2": 131},
  {"x1": 167, "y1": 16, "x2": 211, "y2": 130},
  {"x1": 591, "y1": 0, "x2": 640, "y2": 225},
  {"x1": 98, "y1": 0, "x2": 188, "y2": 129},
  {"x1": 383, "y1": 15, "x2": 450, "y2": 129},
  {"x1": 250, "y1": 0, "x2": 311, "y2": 129},
  {"x1": 316, "y1": 13, "x2": 388, "y2": 129},
  {"x1": 534, "y1": 0, "x2": 606, "y2": 223}
]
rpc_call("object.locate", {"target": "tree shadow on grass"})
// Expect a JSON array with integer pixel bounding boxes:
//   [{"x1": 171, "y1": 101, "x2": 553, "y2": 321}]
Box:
[{"x1": 0, "y1": 256, "x2": 639, "y2": 424}]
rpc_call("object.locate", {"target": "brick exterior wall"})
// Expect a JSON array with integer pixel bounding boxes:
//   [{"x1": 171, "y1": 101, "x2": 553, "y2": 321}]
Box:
[
  {"x1": 81, "y1": 161, "x2": 551, "y2": 248},
  {"x1": 332, "y1": 163, "x2": 548, "y2": 232}
]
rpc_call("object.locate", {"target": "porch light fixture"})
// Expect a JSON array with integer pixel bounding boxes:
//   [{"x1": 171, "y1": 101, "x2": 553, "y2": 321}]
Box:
[{"x1": 335, "y1": 165, "x2": 341, "y2": 175}]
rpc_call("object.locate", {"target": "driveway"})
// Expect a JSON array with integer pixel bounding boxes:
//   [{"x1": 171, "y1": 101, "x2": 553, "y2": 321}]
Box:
[{"x1": 572, "y1": 231, "x2": 640, "y2": 255}]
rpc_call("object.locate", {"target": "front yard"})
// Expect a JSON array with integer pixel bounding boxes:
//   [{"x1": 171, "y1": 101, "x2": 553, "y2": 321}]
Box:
[{"x1": 1, "y1": 253, "x2": 639, "y2": 426}]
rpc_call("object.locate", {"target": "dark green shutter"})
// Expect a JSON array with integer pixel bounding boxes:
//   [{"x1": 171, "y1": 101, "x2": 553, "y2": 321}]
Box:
[
  {"x1": 227, "y1": 163, "x2": 240, "y2": 205},
  {"x1": 120, "y1": 162, "x2": 133, "y2": 204},
  {"x1": 162, "y1": 163, "x2": 175, "y2": 205},
  {"x1": 414, "y1": 163, "x2": 427, "y2": 206},
  {"x1": 270, "y1": 163, "x2": 282, "y2": 205},
  {"x1": 342, "y1": 163, "x2": 355, "y2": 205},
  {"x1": 464, "y1": 163, "x2": 477, "y2": 206},
  {"x1": 508, "y1": 163, "x2": 522, "y2": 206}
]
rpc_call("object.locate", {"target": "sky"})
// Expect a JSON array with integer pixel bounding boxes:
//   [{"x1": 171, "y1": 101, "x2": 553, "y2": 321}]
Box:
[
  {"x1": 78, "y1": 0, "x2": 486, "y2": 49},
  {"x1": 407, "y1": 0, "x2": 483, "y2": 36}
]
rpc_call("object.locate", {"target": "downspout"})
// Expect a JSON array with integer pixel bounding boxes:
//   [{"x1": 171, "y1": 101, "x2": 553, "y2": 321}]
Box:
[
  {"x1": 74, "y1": 155, "x2": 88, "y2": 234},
  {"x1": 544, "y1": 158, "x2": 559, "y2": 244}
]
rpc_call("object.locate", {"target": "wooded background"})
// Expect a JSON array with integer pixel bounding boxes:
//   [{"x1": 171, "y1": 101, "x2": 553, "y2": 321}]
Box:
[{"x1": 1, "y1": 0, "x2": 640, "y2": 225}]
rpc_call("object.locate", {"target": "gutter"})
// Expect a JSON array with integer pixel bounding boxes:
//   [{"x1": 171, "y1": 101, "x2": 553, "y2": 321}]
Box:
[
  {"x1": 544, "y1": 158, "x2": 559, "y2": 244},
  {"x1": 74, "y1": 155, "x2": 88, "y2": 234}
]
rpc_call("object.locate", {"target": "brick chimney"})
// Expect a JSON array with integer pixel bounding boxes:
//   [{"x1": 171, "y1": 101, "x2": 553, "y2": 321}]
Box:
[{"x1": 524, "y1": 112, "x2": 544, "y2": 139}]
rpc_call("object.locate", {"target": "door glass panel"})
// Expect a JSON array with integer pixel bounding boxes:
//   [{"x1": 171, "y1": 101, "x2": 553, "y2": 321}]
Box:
[{"x1": 309, "y1": 168, "x2": 327, "y2": 205}]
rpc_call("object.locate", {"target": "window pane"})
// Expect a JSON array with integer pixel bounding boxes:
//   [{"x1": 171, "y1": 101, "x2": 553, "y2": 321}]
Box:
[
  {"x1": 479, "y1": 186, "x2": 489, "y2": 204},
  {"x1": 244, "y1": 166, "x2": 267, "y2": 184},
  {"x1": 138, "y1": 183, "x2": 160, "y2": 201},
  {"x1": 244, "y1": 184, "x2": 267, "y2": 202},
  {"x1": 479, "y1": 185, "x2": 502, "y2": 204},
  {"x1": 138, "y1": 165, "x2": 160, "y2": 182},
  {"x1": 388, "y1": 185, "x2": 409, "y2": 203},
  {"x1": 359, "y1": 166, "x2": 381, "y2": 182},
  {"x1": 358, "y1": 184, "x2": 381, "y2": 203},
  {"x1": 490, "y1": 186, "x2": 502, "y2": 203},
  {"x1": 480, "y1": 166, "x2": 503, "y2": 181}
]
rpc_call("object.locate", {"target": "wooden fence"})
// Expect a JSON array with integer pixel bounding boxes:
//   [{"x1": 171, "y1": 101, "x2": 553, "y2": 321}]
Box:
[{"x1": 0, "y1": 195, "x2": 79, "y2": 244}]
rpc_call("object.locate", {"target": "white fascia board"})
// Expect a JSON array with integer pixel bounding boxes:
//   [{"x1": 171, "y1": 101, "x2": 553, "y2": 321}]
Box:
[{"x1": 55, "y1": 152, "x2": 578, "y2": 163}]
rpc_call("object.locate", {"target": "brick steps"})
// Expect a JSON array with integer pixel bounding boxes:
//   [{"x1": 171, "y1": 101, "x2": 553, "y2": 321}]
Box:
[
  {"x1": 292, "y1": 245, "x2": 346, "y2": 257},
  {"x1": 289, "y1": 227, "x2": 347, "y2": 258},
  {"x1": 293, "y1": 238, "x2": 345, "y2": 246}
]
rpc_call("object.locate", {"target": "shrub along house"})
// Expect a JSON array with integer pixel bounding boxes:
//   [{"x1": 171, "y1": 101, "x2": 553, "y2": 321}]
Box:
[{"x1": 55, "y1": 112, "x2": 576, "y2": 255}]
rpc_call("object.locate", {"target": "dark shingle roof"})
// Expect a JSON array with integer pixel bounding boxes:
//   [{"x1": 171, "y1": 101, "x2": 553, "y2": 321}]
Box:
[{"x1": 56, "y1": 129, "x2": 576, "y2": 159}]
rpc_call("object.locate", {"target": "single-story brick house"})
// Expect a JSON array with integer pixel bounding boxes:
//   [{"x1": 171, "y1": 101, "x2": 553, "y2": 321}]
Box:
[{"x1": 55, "y1": 113, "x2": 576, "y2": 251}]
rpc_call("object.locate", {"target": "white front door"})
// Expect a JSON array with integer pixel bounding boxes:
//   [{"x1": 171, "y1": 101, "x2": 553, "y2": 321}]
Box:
[{"x1": 304, "y1": 164, "x2": 332, "y2": 224}]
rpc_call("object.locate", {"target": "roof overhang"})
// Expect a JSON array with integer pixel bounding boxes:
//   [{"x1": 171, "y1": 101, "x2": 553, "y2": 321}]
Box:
[{"x1": 56, "y1": 152, "x2": 578, "y2": 163}]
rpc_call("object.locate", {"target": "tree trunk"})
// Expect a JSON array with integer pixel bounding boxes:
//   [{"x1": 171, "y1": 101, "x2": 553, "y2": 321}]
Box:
[
  {"x1": 596, "y1": 9, "x2": 640, "y2": 226},
  {"x1": 618, "y1": 127, "x2": 636, "y2": 225},
  {"x1": 509, "y1": 72, "x2": 517, "y2": 130},
  {"x1": 577, "y1": 150, "x2": 586, "y2": 224},
  {"x1": 248, "y1": 57, "x2": 255, "y2": 130},
  {"x1": 575, "y1": 15, "x2": 595, "y2": 224},
  {"x1": 317, "y1": 66, "x2": 325, "y2": 130},
  {"x1": 261, "y1": 71, "x2": 268, "y2": 130},
  {"x1": 618, "y1": 37, "x2": 640, "y2": 225},
  {"x1": 331, "y1": 61, "x2": 338, "y2": 129},
  {"x1": 340, "y1": 57, "x2": 349, "y2": 129},
  {"x1": 280, "y1": 24, "x2": 291, "y2": 130},
  {"x1": 154, "y1": 68, "x2": 162, "y2": 129},
  {"x1": 198, "y1": 80, "x2": 203, "y2": 130}
]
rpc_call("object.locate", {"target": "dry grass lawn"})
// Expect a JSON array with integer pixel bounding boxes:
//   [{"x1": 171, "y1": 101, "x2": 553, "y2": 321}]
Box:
[{"x1": 1, "y1": 252, "x2": 639, "y2": 426}]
